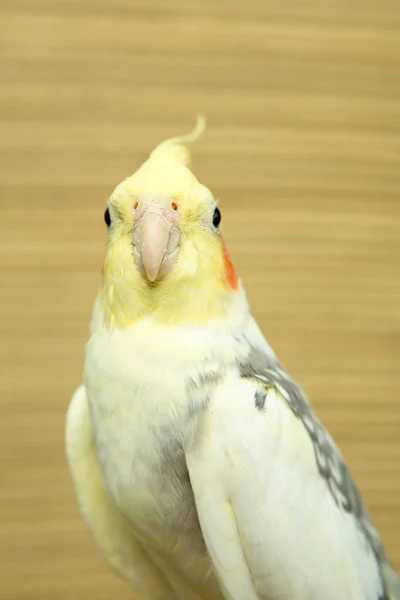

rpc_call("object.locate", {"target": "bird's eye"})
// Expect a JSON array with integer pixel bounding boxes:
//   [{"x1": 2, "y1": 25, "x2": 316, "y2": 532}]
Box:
[
  {"x1": 104, "y1": 208, "x2": 111, "y2": 227},
  {"x1": 212, "y1": 207, "x2": 221, "y2": 229}
]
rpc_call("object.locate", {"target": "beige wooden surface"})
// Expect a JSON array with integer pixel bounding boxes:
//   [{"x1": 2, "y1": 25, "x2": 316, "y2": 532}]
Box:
[{"x1": 1, "y1": 1, "x2": 399, "y2": 598}]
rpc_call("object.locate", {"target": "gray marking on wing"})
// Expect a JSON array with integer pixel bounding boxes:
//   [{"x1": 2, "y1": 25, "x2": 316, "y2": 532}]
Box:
[
  {"x1": 238, "y1": 343, "x2": 400, "y2": 599},
  {"x1": 254, "y1": 388, "x2": 267, "y2": 411}
]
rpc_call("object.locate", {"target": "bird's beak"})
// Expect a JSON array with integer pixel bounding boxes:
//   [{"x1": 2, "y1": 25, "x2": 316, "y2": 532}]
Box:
[{"x1": 133, "y1": 208, "x2": 180, "y2": 282}]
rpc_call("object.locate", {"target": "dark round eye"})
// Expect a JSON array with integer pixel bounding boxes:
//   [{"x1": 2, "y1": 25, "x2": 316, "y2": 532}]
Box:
[
  {"x1": 212, "y1": 207, "x2": 221, "y2": 229},
  {"x1": 104, "y1": 208, "x2": 111, "y2": 227}
]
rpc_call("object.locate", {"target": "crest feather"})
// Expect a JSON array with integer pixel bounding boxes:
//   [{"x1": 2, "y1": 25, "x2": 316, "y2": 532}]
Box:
[{"x1": 148, "y1": 114, "x2": 206, "y2": 169}]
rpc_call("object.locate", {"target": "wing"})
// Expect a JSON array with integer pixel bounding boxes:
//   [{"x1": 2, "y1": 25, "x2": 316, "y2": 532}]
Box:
[
  {"x1": 65, "y1": 385, "x2": 175, "y2": 600},
  {"x1": 185, "y1": 343, "x2": 399, "y2": 600},
  {"x1": 237, "y1": 340, "x2": 400, "y2": 600}
]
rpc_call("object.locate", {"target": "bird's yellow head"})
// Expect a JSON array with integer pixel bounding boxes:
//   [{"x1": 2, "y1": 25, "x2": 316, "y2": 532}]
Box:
[{"x1": 97, "y1": 117, "x2": 241, "y2": 330}]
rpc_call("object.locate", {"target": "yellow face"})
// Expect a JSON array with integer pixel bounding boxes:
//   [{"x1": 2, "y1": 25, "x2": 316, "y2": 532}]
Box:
[{"x1": 97, "y1": 132, "x2": 239, "y2": 330}]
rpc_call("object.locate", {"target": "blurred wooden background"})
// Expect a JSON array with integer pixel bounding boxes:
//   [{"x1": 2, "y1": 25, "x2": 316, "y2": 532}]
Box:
[{"x1": 1, "y1": 1, "x2": 400, "y2": 598}]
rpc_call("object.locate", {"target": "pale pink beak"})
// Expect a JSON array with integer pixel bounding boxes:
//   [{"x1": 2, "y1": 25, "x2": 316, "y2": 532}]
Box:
[{"x1": 133, "y1": 204, "x2": 180, "y2": 282}]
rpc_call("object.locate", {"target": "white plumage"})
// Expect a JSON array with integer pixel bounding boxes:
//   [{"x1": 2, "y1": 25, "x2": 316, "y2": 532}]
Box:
[
  {"x1": 66, "y1": 119, "x2": 399, "y2": 600},
  {"x1": 66, "y1": 307, "x2": 399, "y2": 600}
]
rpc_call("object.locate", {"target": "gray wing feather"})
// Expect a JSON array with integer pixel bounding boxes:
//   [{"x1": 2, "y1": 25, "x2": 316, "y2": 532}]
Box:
[{"x1": 238, "y1": 344, "x2": 400, "y2": 600}]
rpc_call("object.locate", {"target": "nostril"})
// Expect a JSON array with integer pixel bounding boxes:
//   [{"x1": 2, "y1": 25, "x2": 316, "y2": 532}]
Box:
[{"x1": 171, "y1": 201, "x2": 178, "y2": 211}]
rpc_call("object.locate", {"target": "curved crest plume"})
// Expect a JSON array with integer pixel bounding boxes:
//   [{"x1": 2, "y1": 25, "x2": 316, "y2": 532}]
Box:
[{"x1": 149, "y1": 114, "x2": 207, "y2": 169}]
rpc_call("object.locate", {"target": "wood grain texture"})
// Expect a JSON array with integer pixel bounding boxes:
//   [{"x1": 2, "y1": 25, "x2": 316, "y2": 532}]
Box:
[{"x1": 1, "y1": 1, "x2": 399, "y2": 598}]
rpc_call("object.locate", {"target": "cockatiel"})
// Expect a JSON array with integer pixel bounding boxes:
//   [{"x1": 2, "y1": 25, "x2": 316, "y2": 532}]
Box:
[{"x1": 66, "y1": 117, "x2": 400, "y2": 600}]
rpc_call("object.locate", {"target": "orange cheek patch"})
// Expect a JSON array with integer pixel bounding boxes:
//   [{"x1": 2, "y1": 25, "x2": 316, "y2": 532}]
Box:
[{"x1": 221, "y1": 236, "x2": 238, "y2": 290}]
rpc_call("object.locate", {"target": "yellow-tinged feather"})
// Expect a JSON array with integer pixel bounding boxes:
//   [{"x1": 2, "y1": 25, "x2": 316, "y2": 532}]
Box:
[
  {"x1": 99, "y1": 232, "x2": 238, "y2": 329},
  {"x1": 113, "y1": 114, "x2": 209, "y2": 207},
  {"x1": 95, "y1": 116, "x2": 239, "y2": 330}
]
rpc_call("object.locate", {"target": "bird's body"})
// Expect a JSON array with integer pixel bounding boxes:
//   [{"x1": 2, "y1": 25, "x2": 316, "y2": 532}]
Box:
[
  {"x1": 66, "y1": 118, "x2": 400, "y2": 600},
  {"x1": 83, "y1": 317, "x2": 232, "y2": 600}
]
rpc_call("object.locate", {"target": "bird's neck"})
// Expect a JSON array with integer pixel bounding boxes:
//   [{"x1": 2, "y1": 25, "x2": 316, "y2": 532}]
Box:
[{"x1": 92, "y1": 275, "x2": 247, "y2": 332}]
